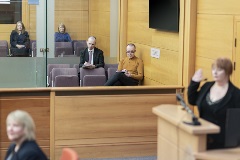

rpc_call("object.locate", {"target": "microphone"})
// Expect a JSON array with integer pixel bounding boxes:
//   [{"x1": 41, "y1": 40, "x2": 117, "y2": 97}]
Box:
[{"x1": 176, "y1": 93, "x2": 201, "y2": 126}]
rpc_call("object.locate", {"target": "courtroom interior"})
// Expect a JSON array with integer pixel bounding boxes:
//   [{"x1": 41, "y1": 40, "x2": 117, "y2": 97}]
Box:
[{"x1": 0, "y1": 0, "x2": 240, "y2": 160}]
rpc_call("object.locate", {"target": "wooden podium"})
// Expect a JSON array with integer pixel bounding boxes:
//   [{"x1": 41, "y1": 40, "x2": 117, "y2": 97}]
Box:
[{"x1": 152, "y1": 104, "x2": 220, "y2": 160}]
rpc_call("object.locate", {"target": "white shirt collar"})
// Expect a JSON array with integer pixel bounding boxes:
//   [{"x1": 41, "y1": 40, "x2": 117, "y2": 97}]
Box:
[{"x1": 88, "y1": 48, "x2": 94, "y2": 53}]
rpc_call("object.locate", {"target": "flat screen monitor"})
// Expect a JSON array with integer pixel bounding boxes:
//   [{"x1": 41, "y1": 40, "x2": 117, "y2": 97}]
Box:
[
  {"x1": 149, "y1": 0, "x2": 179, "y2": 32},
  {"x1": 225, "y1": 108, "x2": 240, "y2": 148}
]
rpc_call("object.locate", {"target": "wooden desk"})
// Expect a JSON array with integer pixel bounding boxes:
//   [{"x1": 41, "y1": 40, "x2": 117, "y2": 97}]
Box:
[
  {"x1": 194, "y1": 147, "x2": 240, "y2": 160},
  {"x1": 0, "y1": 86, "x2": 183, "y2": 160},
  {"x1": 50, "y1": 86, "x2": 183, "y2": 159},
  {"x1": 152, "y1": 104, "x2": 220, "y2": 160}
]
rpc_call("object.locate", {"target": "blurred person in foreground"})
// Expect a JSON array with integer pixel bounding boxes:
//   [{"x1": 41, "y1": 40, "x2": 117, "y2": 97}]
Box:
[
  {"x1": 188, "y1": 57, "x2": 240, "y2": 149},
  {"x1": 5, "y1": 110, "x2": 48, "y2": 160}
]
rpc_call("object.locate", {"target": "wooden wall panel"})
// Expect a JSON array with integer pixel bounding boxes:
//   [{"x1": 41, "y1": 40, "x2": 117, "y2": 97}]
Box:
[
  {"x1": 29, "y1": 6, "x2": 36, "y2": 40},
  {"x1": 127, "y1": 12, "x2": 152, "y2": 46},
  {"x1": 0, "y1": 96, "x2": 50, "y2": 160},
  {"x1": 89, "y1": 0, "x2": 110, "y2": 12},
  {"x1": 55, "y1": 10, "x2": 89, "y2": 40},
  {"x1": 128, "y1": 0, "x2": 148, "y2": 12},
  {"x1": 55, "y1": 0, "x2": 89, "y2": 41},
  {"x1": 54, "y1": 95, "x2": 161, "y2": 139},
  {"x1": 55, "y1": 143, "x2": 156, "y2": 160},
  {"x1": 28, "y1": 0, "x2": 89, "y2": 42},
  {"x1": 195, "y1": 1, "x2": 240, "y2": 87},
  {"x1": 196, "y1": 14, "x2": 233, "y2": 59},
  {"x1": 127, "y1": 0, "x2": 181, "y2": 85},
  {"x1": 233, "y1": 18, "x2": 240, "y2": 88},
  {"x1": 53, "y1": 92, "x2": 178, "y2": 159},
  {"x1": 144, "y1": 48, "x2": 179, "y2": 86},
  {"x1": 198, "y1": 0, "x2": 240, "y2": 14},
  {"x1": 0, "y1": 24, "x2": 16, "y2": 47},
  {"x1": 152, "y1": 31, "x2": 179, "y2": 52},
  {"x1": 94, "y1": 35, "x2": 110, "y2": 57},
  {"x1": 90, "y1": 11, "x2": 110, "y2": 37},
  {"x1": 55, "y1": 0, "x2": 88, "y2": 11},
  {"x1": 89, "y1": 0, "x2": 110, "y2": 59}
]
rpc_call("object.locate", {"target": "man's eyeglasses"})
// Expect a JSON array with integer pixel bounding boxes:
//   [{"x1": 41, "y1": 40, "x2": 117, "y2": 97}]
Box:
[{"x1": 126, "y1": 50, "x2": 135, "y2": 53}]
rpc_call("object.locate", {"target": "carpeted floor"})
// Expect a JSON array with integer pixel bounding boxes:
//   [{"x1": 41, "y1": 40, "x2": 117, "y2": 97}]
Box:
[{"x1": 82, "y1": 156, "x2": 157, "y2": 160}]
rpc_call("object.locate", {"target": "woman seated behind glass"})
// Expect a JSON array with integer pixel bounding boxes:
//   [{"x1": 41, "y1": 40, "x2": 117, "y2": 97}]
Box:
[
  {"x1": 10, "y1": 21, "x2": 30, "y2": 57},
  {"x1": 5, "y1": 110, "x2": 48, "y2": 160},
  {"x1": 55, "y1": 23, "x2": 72, "y2": 42}
]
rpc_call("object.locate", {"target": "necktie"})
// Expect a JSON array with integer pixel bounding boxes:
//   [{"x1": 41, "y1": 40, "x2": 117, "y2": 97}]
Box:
[{"x1": 88, "y1": 51, "x2": 92, "y2": 64}]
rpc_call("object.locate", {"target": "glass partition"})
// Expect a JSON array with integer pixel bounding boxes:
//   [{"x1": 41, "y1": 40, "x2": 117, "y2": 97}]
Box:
[
  {"x1": 0, "y1": 0, "x2": 118, "y2": 88},
  {"x1": 0, "y1": 0, "x2": 47, "y2": 88}
]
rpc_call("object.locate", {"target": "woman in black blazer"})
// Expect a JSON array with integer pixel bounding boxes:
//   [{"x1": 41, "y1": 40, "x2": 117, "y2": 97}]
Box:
[
  {"x1": 5, "y1": 110, "x2": 48, "y2": 160},
  {"x1": 188, "y1": 57, "x2": 240, "y2": 150},
  {"x1": 10, "y1": 21, "x2": 30, "y2": 57}
]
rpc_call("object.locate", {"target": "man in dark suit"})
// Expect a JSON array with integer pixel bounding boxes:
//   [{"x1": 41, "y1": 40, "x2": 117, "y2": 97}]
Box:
[{"x1": 79, "y1": 36, "x2": 104, "y2": 69}]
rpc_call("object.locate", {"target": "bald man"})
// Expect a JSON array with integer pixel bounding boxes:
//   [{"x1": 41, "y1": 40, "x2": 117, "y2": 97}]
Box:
[{"x1": 79, "y1": 36, "x2": 104, "y2": 69}]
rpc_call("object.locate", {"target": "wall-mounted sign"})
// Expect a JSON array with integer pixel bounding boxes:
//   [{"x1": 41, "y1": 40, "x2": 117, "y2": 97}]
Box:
[{"x1": 28, "y1": 0, "x2": 39, "y2": 5}]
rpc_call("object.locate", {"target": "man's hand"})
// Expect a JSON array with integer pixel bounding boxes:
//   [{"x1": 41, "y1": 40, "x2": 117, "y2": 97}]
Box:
[{"x1": 125, "y1": 72, "x2": 131, "y2": 77}]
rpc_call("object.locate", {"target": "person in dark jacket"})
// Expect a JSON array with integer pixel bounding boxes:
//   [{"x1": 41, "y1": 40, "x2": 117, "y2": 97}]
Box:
[
  {"x1": 79, "y1": 36, "x2": 104, "y2": 69},
  {"x1": 5, "y1": 110, "x2": 48, "y2": 160},
  {"x1": 188, "y1": 57, "x2": 240, "y2": 150},
  {"x1": 10, "y1": 21, "x2": 30, "y2": 57}
]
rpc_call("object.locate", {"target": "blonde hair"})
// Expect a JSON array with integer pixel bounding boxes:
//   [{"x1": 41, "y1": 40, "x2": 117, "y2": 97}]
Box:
[
  {"x1": 58, "y1": 23, "x2": 66, "y2": 33},
  {"x1": 6, "y1": 110, "x2": 36, "y2": 140}
]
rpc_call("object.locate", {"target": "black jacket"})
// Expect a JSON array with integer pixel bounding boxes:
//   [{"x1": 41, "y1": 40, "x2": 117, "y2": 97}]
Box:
[
  {"x1": 5, "y1": 140, "x2": 48, "y2": 160},
  {"x1": 10, "y1": 30, "x2": 30, "y2": 49},
  {"x1": 10, "y1": 30, "x2": 30, "y2": 56},
  {"x1": 79, "y1": 47, "x2": 104, "y2": 68},
  {"x1": 188, "y1": 80, "x2": 240, "y2": 149}
]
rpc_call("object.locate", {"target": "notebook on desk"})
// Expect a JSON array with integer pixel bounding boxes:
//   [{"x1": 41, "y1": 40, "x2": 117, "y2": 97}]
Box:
[{"x1": 225, "y1": 108, "x2": 240, "y2": 148}]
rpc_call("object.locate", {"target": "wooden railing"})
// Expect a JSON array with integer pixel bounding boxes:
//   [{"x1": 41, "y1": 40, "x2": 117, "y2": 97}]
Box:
[{"x1": 0, "y1": 86, "x2": 183, "y2": 160}]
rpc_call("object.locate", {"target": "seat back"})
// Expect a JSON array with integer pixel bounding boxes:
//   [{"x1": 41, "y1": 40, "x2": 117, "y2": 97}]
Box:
[
  {"x1": 32, "y1": 41, "x2": 37, "y2": 57},
  {"x1": 108, "y1": 67, "x2": 118, "y2": 80},
  {"x1": 73, "y1": 40, "x2": 87, "y2": 56},
  {"x1": 104, "y1": 63, "x2": 118, "y2": 79},
  {"x1": 52, "y1": 68, "x2": 78, "y2": 87},
  {"x1": 80, "y1": 67, "x2": 105, "y2": 86},
  {"x1": 55, "y1": 75, "x2": 79, "y2": 87},
  {"x1": 55, "y1": 42, "x2": 73, "y2": 57},
  {"x1": 60, "y1": 148, "x2": 79, "y2": 160},
  {"x1": 104, "y1": 63, "x2": 118, "y2": 71},
  {"x1": 30, "y1": 40, "x2": 36, "y2": 57},
  {"x1": 0, "y1": 40, "x2": 9, "y2": 57},
  {"x1": 73, "y1": 64, "x2": 80, "y2": 74},
  {"x1": 83, "y1": 75, "x2": 106, "y2": 86},
  {"x1": 47, "y1": 64, "x2": 71, "y2": 86}
]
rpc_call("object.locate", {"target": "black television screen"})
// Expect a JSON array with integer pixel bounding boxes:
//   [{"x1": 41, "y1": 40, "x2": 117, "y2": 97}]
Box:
[{"x1": 149, "y1": 0, "x2": 179, "y2": 32}]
